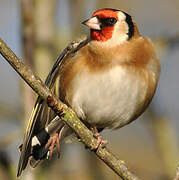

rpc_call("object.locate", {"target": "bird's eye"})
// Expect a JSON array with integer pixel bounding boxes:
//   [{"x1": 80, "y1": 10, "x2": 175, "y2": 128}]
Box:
[
  {"x1": 108, "y1": 18, "x2": 117, "y2": 24},
  {"x1": 101, "y1": 18, "x2": 117, "y2": 26}
]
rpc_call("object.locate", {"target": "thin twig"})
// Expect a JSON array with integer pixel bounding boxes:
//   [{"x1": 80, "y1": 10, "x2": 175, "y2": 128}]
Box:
[{"x1": 0, "y1": 38, "x2": 140, "y2": 180}]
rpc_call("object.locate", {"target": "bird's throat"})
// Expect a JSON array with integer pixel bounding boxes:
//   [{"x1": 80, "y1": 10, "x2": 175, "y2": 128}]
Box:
[{"x1": 91, "y1": 27, "x2": 114, "y2": 42}]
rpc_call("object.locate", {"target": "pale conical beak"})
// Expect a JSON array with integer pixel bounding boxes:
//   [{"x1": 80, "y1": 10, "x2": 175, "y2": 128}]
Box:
[{"x1": 82, "y1": 16, "x2": 101, "y2": 30}]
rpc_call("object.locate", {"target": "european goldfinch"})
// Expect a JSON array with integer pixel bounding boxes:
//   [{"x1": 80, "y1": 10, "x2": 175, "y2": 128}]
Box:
[{"x1": 17, "y1": 8, "x2": 160, "y2": 176}]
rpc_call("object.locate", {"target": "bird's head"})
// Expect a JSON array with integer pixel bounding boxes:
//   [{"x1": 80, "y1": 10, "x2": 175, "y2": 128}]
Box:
[{"x1": 82, "y1": 8, "x2": 140, "y2": 46}]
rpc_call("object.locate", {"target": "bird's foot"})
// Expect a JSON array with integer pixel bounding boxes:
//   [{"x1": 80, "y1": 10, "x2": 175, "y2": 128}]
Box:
[
  {"x1": 91, "y1": 126, "x2": 108, "y2": 150},
  {"x1": 45, "y1": 133, "x2": 60, "y2": 159},
  {"x1": 93, "y1": 132, "x2": 108, "y2": 149}
]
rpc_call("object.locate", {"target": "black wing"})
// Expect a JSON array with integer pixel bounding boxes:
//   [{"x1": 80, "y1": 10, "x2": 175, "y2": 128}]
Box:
[{"x1": 17, "y1": 37, "x2": 90, "y2": 177}]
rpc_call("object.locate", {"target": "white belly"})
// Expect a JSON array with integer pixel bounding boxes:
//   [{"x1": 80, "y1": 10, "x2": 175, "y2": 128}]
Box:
[{"x1": 70, "y1": 66, "x2": 149, "y2": 129}]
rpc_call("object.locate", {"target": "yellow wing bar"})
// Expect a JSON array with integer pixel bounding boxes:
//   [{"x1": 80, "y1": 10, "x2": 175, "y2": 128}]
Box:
[{"x1": 26, "y1": 100, "x2": 40, "y2": 133}]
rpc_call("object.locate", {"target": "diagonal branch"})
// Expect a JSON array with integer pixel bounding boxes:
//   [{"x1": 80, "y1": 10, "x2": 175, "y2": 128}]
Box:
[{"x1": 0, "y1": 38, "x2": 140, "y2": 180}]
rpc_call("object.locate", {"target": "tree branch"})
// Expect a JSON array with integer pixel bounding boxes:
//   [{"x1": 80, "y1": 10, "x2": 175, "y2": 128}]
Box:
[{"x1": 0, "y1": 38, "x2": 140, "y2": 180}]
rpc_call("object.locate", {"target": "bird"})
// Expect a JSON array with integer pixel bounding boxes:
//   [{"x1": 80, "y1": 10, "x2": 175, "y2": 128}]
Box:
[{"x1": 17, "y1": 8, "x2": 160, "y2": 177}]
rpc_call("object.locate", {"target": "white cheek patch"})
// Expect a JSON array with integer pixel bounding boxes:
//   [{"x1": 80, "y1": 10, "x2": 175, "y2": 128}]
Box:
[
  {"x1": 117, "y1": 11, "x2": 126, "y2": 21},
  {"x1": 111, "y1": 21, "x2": 128, "y2": 43}
]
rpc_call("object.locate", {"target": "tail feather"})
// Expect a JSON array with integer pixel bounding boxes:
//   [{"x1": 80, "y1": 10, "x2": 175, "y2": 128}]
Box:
[{"x1": 29, "y1": 124, "x2": 72, "y2": 168}]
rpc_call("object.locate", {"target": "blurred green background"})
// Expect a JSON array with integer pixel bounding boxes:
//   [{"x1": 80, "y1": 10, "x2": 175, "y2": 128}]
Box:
[{"x1": 0, "y1": 0, "x2": 179, "y2": 179}]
